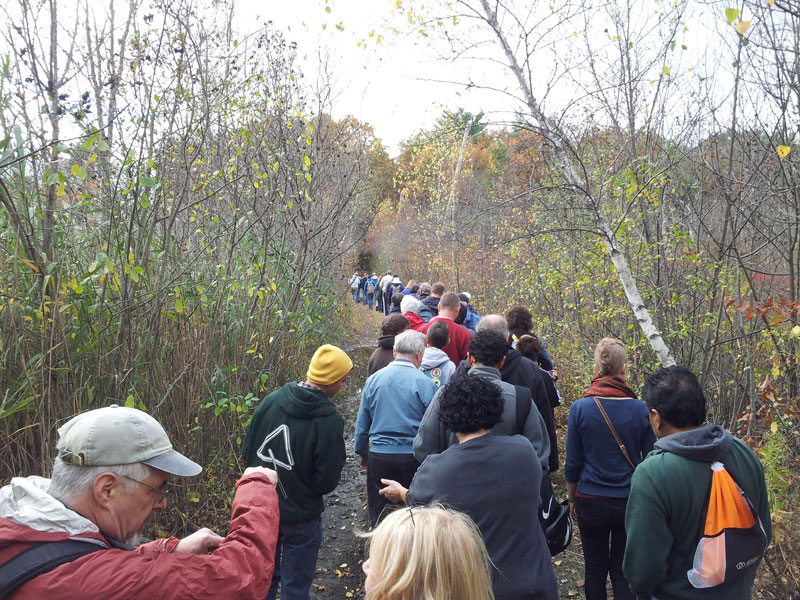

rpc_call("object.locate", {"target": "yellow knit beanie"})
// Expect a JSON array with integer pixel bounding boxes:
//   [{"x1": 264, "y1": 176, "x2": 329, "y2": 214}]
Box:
[{"x1": 306, "y1": 344, "x2": 353, "y2": 385}]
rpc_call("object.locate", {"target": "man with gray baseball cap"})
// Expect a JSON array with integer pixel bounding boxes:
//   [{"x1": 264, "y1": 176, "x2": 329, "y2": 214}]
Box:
[{"x1": 0, "y1": 405, "x2": 281, "y2": 599}]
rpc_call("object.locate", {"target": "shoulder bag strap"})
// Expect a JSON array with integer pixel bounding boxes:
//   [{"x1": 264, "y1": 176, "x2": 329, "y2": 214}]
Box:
[
  {"x1": 594, "y1": 397, "x2": 636, "y2": 470},
  {"x1": 0, "y1": 539, "x2": 106, "y2": 598},
  {"x1": 514, "y1": 385, "x2": 532, "y2": 435}
]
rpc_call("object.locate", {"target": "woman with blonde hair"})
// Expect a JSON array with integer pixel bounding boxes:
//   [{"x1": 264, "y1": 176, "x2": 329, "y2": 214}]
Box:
[
  {"x1": 360, "y1": 506, "x2": 494, "y2": 600},
  {"x1": 565, "y1": 338, "x2": 655, "y2": 600}
]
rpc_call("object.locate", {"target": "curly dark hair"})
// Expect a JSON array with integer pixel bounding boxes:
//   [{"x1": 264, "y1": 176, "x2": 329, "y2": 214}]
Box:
[
  {"x1": 504, "y1": 305, "x2": 533, "y2": 334},
  {"x1": 438, "y1": 372, "x2": 504, "y2": 434},
  {"x1": 467, "y1": 331, "x2": 508, "y2": 367}
]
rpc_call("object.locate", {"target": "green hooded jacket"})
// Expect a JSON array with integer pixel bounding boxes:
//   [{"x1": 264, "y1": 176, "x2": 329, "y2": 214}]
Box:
[
  {"x1": 242, "y1": 382, "x2": 346, "y2": 523},
  {"x1": 623, "y1": 424, "x2": 771, "y2": 599}
]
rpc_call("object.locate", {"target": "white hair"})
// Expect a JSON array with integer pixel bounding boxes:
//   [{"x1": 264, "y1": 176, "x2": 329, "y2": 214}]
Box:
[
  {"x1": 401, "y1": 295, "x2": 421, "y2": 315},
  {"x1": 49, "y1": 459, "x2": 150, "y2": 505},
  {"x1": 394, "y1": 330, "x2": 426, "y2": 356},
  {"x1": 476, "y1": 314, "x2": 509, "y2": 337}
]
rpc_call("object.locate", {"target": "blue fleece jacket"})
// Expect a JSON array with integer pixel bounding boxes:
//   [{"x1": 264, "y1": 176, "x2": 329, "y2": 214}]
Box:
[
  {"x1": 565, "y1": 396, "x2": 655, "y2": 498},
  {"x1": 355, "y1": 358, "x2": 437, "y2": 456}
]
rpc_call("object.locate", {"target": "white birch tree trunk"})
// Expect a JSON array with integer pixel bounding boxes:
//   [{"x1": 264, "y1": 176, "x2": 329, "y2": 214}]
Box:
[{"x1": 477, "y1": 0, "x2": 676, "y2": 367}]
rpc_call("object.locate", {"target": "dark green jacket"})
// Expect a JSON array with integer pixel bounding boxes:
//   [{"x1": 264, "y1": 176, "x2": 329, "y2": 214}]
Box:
[
  {"x1": 623, "y1": 425, "x2": 770, "y2": 599},
  {"x1": 242, "y1": 382, "x2": 345, "y2": 523}
]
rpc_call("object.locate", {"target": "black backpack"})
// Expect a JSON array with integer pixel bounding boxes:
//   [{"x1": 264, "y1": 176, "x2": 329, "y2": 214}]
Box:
[
  {"x1": 0, "y1": 539, "x2": 106, "y2": 598},
  {"x1": 513, "y1": 386, "x2": 574, "y2": 556}
]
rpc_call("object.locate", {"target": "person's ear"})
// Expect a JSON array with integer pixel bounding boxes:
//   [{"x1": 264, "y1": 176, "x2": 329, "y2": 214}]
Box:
[
  {"x1": 649, "y1": 409, "x2": 663, "y2": 437},
  {"x1": 497, "y1": 355, "x2": 506, "y2": 370},
  {"x1": 621, "y1": 363, "x2": 628, "y2": 376},
  {"x1": 92, "y1": 472, "x2": 119, "y2": 508},
  {"x1": 467, "y1": 352, "x2": 475, "y2": 367}
]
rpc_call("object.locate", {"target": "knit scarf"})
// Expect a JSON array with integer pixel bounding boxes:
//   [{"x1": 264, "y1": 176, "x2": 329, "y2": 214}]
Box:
[{"x1": 581, "y1": 375, "x2": 637, "y2": 399}]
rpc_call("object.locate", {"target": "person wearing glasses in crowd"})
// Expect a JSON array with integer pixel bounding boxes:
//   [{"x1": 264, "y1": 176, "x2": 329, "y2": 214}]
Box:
[
  {"x1": 359, "y1": 506, "x2": 495, "y2": 600},
  {"x1": 0, "y1": 405, "x2": 279, "y2": 599}
]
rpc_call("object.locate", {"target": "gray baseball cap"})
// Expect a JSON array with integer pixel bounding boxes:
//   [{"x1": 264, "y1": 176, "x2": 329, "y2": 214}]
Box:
[{"x1": 57, "y1": 405, "x2": 202, "y2": 477}]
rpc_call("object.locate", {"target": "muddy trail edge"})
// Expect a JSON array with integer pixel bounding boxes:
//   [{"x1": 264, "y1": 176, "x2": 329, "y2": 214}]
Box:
[{"x1": 310, "y1": 302, "x2": 587, "y2": 599}]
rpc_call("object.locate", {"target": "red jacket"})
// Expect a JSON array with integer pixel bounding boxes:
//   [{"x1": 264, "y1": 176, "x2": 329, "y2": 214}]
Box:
[
  {"x1": 0, "y1": 474, "x2": 279, "y2": 600},
  {"x1": 404, "y1": 312, "x2": 426, "y2": 332},
  {"x1": 420, "y1": 317, "x2": 472, "y2": 365}
]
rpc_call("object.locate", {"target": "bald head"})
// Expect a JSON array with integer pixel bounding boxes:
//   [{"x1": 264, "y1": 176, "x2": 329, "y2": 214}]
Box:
[{"x1": 475, "y1": 314, "x2": 509, "y2": 339}]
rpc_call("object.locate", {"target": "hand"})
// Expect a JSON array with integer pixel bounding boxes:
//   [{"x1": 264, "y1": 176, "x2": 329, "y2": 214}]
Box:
[
  {"x1": 359, "y1": 455, "x2": 368, "y2": 469},
  {"x1": 569, "y1": 499, "x2": 577, "y2": 521},
  {"x1": 174, "y1": 528, "x2": 224, "y2": 554},
  {"x1": 551, "y1": 369, "x2": 558, "y2": 381},
  {"x1": 243, "y1": 466, "x2": 278, "y2": 486},
  {"x1": 379, "y1": 479, "x2": 408, "y2": 504}
]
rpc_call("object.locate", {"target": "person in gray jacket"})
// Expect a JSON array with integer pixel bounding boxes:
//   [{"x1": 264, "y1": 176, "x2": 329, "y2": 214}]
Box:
[
  {"x1": 419, "y1": 320, "x2": 456, "y2": 388},
  {"x1": 413, "y1": 329, "x2": 550, "y2": 473}
]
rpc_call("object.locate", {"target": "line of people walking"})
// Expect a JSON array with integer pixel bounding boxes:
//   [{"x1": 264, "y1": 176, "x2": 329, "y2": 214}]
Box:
[
  {"x1": 349, "y1": 272, "x2": 771, "y2": 600},
  {"x1": 0, "y1": 271, "x2": 771, "y2": 600}
]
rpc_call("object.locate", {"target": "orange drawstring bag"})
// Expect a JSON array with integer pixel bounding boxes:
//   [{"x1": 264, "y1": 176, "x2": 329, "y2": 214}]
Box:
[{"x1": 687, "y1": 461, "x2": 767, "y2": 588}]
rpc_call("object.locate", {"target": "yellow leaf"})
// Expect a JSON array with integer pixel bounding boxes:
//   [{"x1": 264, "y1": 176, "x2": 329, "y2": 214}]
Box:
[
  {"x1": 735, "y1": 20, "x2": 750, "y2": 35},
  {"x1": 777, "y1": 145, "x2": 791, "y2": 160},
  {"x1": 271, "y1": 282, "x2": 277, "y2": 292},
  {"x1": 325, "y1": 6, "x2": 331, "y2": 12},
  {"x1": 770, "y1": 421, "x2": 778, "y2": 434},
  {"x1": 792, "y1": 325, "x2": 800, "y2": 336},
  {"x1": 767, "y1": 0, "x2": 774, "y2": 5}
]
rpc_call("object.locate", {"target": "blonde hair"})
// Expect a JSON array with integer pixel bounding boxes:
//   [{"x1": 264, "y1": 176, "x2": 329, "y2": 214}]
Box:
[
  {"x1": 594, "y1": 337, "x2": 628, "y2": 377},
  {"x1": 361, "y1": 506, "x2": 495, "y2": 600}
]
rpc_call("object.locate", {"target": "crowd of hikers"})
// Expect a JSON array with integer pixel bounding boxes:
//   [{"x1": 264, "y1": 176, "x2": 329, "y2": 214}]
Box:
[{"x1": 0, "y1": 269, "x2": 771, "y2": 600}]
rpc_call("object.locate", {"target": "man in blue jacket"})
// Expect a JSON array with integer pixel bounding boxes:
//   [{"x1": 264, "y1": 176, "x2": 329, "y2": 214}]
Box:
[{"x1": 355, "y1": 330, "x2": 437, "y2": 525}]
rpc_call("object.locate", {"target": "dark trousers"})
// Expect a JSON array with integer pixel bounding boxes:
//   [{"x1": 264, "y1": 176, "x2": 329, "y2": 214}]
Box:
[
  {"x1": 367, "y1": 451, "x2": 418, "y2": 526},
  {"x1": 266, "y1": 518, "x2": 323, "y2": 600},
  {"x1": 576, "y1": 496, "x2": 634, "y2": 600}
]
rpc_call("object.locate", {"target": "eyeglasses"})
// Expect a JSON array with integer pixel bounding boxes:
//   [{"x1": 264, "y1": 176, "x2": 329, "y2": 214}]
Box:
[{"x1": 121, "y1": 475, "x2": 170, "y2": 503}]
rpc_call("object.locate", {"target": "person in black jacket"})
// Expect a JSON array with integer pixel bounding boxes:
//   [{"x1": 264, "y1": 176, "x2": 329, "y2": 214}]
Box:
[{"x1": 475, "y1": 314, "x2": 558, "y2": 473}]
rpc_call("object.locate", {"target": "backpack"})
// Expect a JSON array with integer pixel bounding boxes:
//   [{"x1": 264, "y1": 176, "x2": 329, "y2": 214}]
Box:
[
  {"x1": 513, "y1": 385, "x2": 574, "y2": 556},
  {"x1": 390, "y1": 282, "x2": 404, "y2": 296},
  {"x1": 418, "y1": 305, "x2": 434, "y2": 323},
  {"x1": 686, "y1": 461, "x2": 768, "y2": 588},
  {"x1": 366, "y1": 280, "x2": 376, "y2": 294},
  {"x1": 0, "y1": 539, "x2": 105, "y2": 597},
  {"x1": 541, "y1": 497, "x2": 574, "y2": 556},
  {"x1": 422, "y1": 359, "x2": 449, "y2": 387}
]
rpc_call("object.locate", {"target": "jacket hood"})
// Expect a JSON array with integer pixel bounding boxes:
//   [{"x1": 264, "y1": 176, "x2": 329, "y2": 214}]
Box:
[
  {"x1": 377, "y1": 335, "x2": 395, "y2": 350},
  {"x1": 501, "y1": 348, "x2": 523, "y2": 373},
  {"x1": 468, "y1": 365, "x2": 502, "y2": 382},
  {"x1": 654, "y1": 423, "x2": 734, "y2": 462},
  {"x1": 277, "y1": 383, "x2": 338, "y2": 419},
  {"x1": 421, "y1": 347, "x2": 451, "y2": 370},
  {"x1": 405, "y1": 313, "x2": 425, "y2": 328},
  {"x1": 0, "y1": 476, "x2": 99, "y2": 538}
]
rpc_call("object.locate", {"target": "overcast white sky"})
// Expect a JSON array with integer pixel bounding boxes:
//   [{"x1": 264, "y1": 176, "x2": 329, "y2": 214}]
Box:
[{"x1": 235, "y1": 0, "x2": 518, "y2": 155}]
